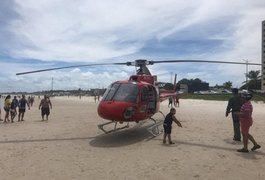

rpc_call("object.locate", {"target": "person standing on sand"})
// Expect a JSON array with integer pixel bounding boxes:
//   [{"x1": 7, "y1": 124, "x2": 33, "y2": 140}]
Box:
[
  {"x1": 3, "y1": 95, "x2": 11, "y2": 123},
  {"x1": 168, "y1": 96, "x2": 173, "y2": 108},
  {"x1": 18, "y1": 94, "x2": 30, "y2": 121},
  {"x1": 0, "y1": 94, "x2": 2, "y2": 121},
  {"x1": 10, "y1": 96, "x2": 19, "y2": 123},
  {"x1": 174, "y1": 95, "x2": 179, "y2": 107},
  {"x1": 225, "y1": 88, "x2": 242, "y2": 141},
  {"x1": 39, "y1": 95, "x2": 52, "y2": 121},
  {"x1": 163, "y1": 108, "x2": 182, "y2": 144},
  {"x1": 235, "y1": 92, "x2": 261, "y2": 153}
]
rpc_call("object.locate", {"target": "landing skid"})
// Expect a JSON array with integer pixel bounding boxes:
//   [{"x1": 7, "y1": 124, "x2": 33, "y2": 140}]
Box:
[
  {"x1": 98, "y1": 111, "x2": 165, "y2": 135},
  {"x1": 98, "y1": 121, "x2": 129, "y2": 134},
  {"x1": 147, "y1": 111, "x2": 165, "y2": 137},
  {"x1": 147, "y1": 118, "x2": 163, "y2": 137}
]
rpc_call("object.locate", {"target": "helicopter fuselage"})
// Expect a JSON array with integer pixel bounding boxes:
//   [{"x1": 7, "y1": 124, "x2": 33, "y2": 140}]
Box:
[{"x1": 97, "y1": 75, "x2": 160, "y2": 122}]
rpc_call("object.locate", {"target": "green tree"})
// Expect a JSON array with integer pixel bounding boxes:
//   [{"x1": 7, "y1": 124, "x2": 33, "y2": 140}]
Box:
[
  {"x1": 241, "y1": 70, "x2": 261, "y2": 90},
  {"x1": 247, "y1": 70, "x2": 261, "y2": 81},
  {"x1": 223, "y1": 81, "x2": 232, "y2": 90},
  {"x1": 164, "y1": 83, "x2": 174, "y2": 90},
  {"x1": 177, "y1": 78, "x2": 209, "y2": 93}
]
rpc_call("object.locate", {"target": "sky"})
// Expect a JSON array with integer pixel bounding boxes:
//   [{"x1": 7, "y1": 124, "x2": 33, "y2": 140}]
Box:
[{"x1": 0, "y1": 0, "x2": 265, "y2": 93}]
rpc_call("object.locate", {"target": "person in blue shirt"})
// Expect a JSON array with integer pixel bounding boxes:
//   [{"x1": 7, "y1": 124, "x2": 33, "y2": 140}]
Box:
[{"x1": 18, "y1": 94, "x2": 30, "y2": 121}]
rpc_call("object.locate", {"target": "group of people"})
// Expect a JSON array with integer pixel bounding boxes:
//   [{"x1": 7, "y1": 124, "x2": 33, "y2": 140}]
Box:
[
  {"x1": 226, "y1": 88, "x2": 261, "y2": 153},
  {"x1": 168, "y1": 95, "x2": 179, "y2": 108},
  {"x1": 0, "y1": 94, "x2": 52, "y2": 123},
  {"x1": 163, "y1": 88, "x2": 261, "y2": 153},
  {"x1": 28, "y1": 96, "x2": 35, "y2": 107},
  {"x1": 94, "y1": 95, "x2": 100, "y2": 102},
  {"x1": 0, "y1": 94, "x2": 30, "y2": 123}
]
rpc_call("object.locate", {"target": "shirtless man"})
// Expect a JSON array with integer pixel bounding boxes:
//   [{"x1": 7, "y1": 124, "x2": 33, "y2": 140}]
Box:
[{"x1": 39, "y1": 95, "x2": 52, "y2": 121}]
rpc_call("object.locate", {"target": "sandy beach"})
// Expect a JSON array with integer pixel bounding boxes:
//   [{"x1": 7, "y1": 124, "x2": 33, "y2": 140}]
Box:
[{"x1": 0, "y1": 96, "x2": 264, "y2": 180}]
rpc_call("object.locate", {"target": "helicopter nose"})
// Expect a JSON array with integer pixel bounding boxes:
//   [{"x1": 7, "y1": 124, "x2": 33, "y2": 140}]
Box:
[{"x1": 97, "y1": 101, "x2": 134, "y2": 121}]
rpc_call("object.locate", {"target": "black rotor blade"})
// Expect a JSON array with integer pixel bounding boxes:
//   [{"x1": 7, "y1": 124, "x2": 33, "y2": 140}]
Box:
[
  {"x1": 149, "y1": 60, "x2": 262, "y2": 66},
  {"x1": 16, "y1": 62, "x2": 127, "y2": 75},
  {"x1": 16, "y1": 59, "x2": 262, "y2": 75}
]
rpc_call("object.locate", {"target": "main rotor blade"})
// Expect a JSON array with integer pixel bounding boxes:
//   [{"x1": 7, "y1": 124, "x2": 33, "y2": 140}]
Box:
[
  {"x1": 16, "y1": 59, "x2": 262, "y2": 75},
  {"x1": 16, "y1": 62, "x2": 127, "y2": 75},
  {"x1": 149, "y1": 60, "x2": 262, "y2": 66}
]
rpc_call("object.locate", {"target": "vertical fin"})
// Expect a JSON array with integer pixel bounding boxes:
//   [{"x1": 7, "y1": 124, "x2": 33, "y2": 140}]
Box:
[{"x1": 173, "y1": 74, "x2": 177, "y2": 92}]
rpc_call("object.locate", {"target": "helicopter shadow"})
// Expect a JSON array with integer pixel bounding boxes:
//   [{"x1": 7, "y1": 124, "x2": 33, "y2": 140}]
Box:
[{"x1": 89, "y1": 121, "x2": 160, "y2": 148}]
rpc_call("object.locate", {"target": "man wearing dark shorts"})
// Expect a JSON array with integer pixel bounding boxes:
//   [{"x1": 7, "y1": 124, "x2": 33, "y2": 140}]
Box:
[
  {"x1": 39, "y1": 95, "x2": 52, "y2": 121},
  {"x1": 18, "y1": 94, "x2": 30, "y2": 121},
  {"x1": 163, "y1": 108, "x2": 182, "y2": 144}
]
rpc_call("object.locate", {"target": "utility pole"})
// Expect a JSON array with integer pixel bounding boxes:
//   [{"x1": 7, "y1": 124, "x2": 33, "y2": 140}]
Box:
[
  {"x1": 51, "y1": 77, "x2": 54, "y2": 95},
  {"x1": 170, "y1": 72, "x2": 173, "y2": 83},
  {"x1": 243, "y1": 59, "x2": 249, "y2": 90}
]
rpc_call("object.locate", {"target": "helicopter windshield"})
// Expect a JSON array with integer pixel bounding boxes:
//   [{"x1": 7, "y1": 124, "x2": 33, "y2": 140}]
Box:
[{"x1": 102, "y1": 83, "x2": 138, "y2": 103}]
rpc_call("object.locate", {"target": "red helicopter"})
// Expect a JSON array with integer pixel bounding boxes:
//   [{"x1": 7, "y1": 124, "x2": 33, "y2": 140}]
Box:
[
  {"x1": 97, "y1": 59, "x2": 178, "y2": 134},
  {"x1": 16, "y1": 59, "x2": 261, "y2": 134}
]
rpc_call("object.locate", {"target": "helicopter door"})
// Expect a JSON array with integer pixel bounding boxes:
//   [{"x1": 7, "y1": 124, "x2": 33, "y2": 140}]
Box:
[
  {"x1": 140, "y1": 86, "x2": 156, "y2": 114},
  {"x1": 147, "y1": 86, "x2": 156, "y2": 113},
  {"x1": 140, "y1": 86, "x2": 149, "y2": 113}
]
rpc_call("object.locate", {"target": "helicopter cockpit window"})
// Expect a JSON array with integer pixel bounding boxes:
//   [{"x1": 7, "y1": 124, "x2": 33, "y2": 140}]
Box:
[
  {"x1": 102, "y1": 83, "x2": 138, "y2": 103},
  {"x1": 102, "y1": 83, "x2": 120, "y2": 101}
]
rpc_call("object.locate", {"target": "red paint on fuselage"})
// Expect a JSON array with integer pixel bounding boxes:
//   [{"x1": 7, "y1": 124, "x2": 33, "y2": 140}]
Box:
[
  {"x1": 97, "y1": 101, "x2": 136, "y2": 121},
  {"x1": 97, "y1": 74, "x2": 174, "y2": 123}
]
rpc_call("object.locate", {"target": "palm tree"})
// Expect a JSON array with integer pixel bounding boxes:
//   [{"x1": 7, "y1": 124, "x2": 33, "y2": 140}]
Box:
[
  {"x1": 246, "y1": 70, "x2": 261, "y2": 81},
  {"x1": 241, "y1": 70, "x2": 261, "y2": 90},
  {"x1": 223, "y1": 81, "x2": 233, "y2": 90}
]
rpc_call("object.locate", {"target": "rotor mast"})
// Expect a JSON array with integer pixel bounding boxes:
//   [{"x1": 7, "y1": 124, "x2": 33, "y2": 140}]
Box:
[{"x1": 132, "y1": 59, "x2": 152, "y2": 75}]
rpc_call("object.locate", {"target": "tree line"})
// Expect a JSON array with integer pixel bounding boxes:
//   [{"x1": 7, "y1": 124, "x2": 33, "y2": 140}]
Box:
[{"x1": 159, "y1": 70, "x2": 262, "y2": 93}]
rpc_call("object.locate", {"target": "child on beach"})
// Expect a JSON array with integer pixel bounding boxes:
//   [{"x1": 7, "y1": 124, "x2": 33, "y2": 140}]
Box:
[
  {"x1": 235, "y1": 92, "x2": 261, "y2": 153},
  {"x1": 163, "y1": 108, "x2": 182, "y2": 144}
]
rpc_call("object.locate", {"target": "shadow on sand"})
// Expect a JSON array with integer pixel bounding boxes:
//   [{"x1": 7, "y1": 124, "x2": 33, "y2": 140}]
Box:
[
  {"x1": 157, "y1": 139, "x2": 265, "y2": 159},
  {"x1": 0, "y1": 121, "x2": 159, "y2": 147},
  {"x1": 0, "y1": 136, "x2": 95, "y2": 144},
  {"x1": 89, "y1": 121, "x2": 158, "y2": 148}
]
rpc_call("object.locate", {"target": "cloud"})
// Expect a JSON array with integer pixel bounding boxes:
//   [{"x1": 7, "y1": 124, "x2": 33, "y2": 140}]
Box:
[
  {"x1": 0, "y1": 0, "x2": 265, "y2": 92},
  {"x1": 3, "y1": 0, "x2": 235, "y2": 61}
]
